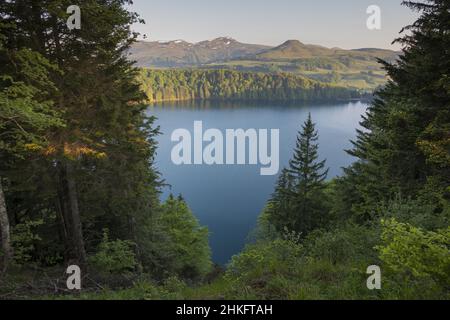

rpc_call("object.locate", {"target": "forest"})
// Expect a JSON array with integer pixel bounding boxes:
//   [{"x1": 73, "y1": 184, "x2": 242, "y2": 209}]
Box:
[
  {"x1": 0, "y1": 0, "x2": 449, "y2": 300},
  {"x1": 138, "y1": 69, "x2": 360, "y2": 103}
]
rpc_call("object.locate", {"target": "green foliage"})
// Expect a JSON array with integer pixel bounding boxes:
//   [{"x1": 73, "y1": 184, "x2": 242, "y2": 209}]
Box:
[
  {"x1": 251, "y1": 206, "x2": 280, "y2": 242},
  {"x1": 224, "y1": 224, "x2": 382, "y2": 300},
  {"x1": 381, "y1": 195, "x2": 450, "y2": 231},
  {"x1": 0, "y1": 0, "x2": 166, "y2": 274},
  {"x1": 226, "y1": 235, "x2": 303, "y2": 284},
  {"x1": 328, "y1": 3, "x2": 450, "y2": 292},
  {"x1": 80, "y1": 276, "x2": 188, "y2": 300},
  {"x1": 266, "y1": 114, "x2": 330, "y2": 236},
  {"x1": 225, "y1": 218, "x2": 449, "y2": 300},
  {"x1": 225, "y1": 236, "x2": 305, "y2": 299},
  {"x1": 344, "y1": 0, "x2": 450, "y2": 218},
  {"x1": 11, "y1": 219, "x2": 43, "y2": 265},
  {"x1": 156, "y1": 276, "x2": 189, "y2": 300},
  {"x1": 157, "y1": 195, "x2": 213, "y2": 280},
  {"x1": 132, "y1": 38, "x2": 395, "y2": 91},
  {"x1": 138, "y1": 69, "x2": 360, "y2": 103},
  {"x1": 304, "y1": 223, "x2": 379, "y2": 266},
  {"x1": 89, "y1": 230, "x2": 137, "y2": 275},
  {"x1": 1, "y1": 0, "x2": 449, "y2": 301},
  {"x1": 0, "y1": 45, "x2": 64, "y2": 155},
  {"x1": 377, "y1": 219, "x2": 450, "y2": 285},
  {"x1": 32, "y1": 274, "x2": 189, "y2": 300}
]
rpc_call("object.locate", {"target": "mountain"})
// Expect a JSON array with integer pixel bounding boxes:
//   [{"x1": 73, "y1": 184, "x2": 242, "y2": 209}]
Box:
[
  {"x1": 130, "y1": 37, "x2": 400, "y2": 91},
  {"x1": 251, "y1": 40, "x2": 398, "y2": 61},
  {"x1": 129, "y1": 37, "x2": 271, "y2": 67},
  {"x1": 253, "y1": 40, "x2": 332, "y2": 60}
]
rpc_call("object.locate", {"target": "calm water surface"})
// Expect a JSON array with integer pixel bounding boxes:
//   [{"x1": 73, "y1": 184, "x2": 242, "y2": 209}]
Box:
[{"x1": 147, "y1": 101, "x2": 368, "y2": 264}]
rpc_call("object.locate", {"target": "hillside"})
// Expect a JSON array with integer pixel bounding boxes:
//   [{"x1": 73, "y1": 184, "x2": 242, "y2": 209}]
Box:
[
  {"x1": 209, "y1": 40, "x2": 399, "y2": 91},
  {"x1": 129, "y1": 37, "x2": 270, "y2": 67},
  {"x1": 130, "y1": 38, "x2": 400, "y2": 91},
  {"x1": 251, "y1": 40, "x2": 398, "y2": 61},
  {"x1": 253, "y1": 40, "x2": 331, "y2": 60},
  {"x1": 138, "y1": 69, "x2": 360, "y2": 103}
]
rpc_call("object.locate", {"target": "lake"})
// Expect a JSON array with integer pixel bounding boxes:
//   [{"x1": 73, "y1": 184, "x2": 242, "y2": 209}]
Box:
[{"x1": 147, "y1": 100, "x2": 369, "y2": 265}]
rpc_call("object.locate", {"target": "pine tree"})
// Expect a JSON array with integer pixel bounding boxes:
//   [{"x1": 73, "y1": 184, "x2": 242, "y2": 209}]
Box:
[
  {"x1": 268, "y1": 114, "x2": 329, "y2": 236},
  {"x1": 0, "y1": 0, "x2": 160, "y2": 269},
  {"x1": 159, "y1": 195, "x2": 212, "y2": 280},
  {"x1": 267, "y1": 168, "x2": 295, "y2": 231},
  {"x1": 0, "y1": 26, "x2": 64, "y2": 271},
  {"x1": 344, "y1": 0, "x2": 450, "y2": 219}
]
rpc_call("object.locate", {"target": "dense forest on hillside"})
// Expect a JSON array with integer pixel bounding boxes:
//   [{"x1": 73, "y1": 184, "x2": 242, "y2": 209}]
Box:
[
  {"x1": 138, "y1": 69, "x2": 361, "y2": 103},
  {"x1": 130, "y1": 37, "x2": 397, "y2": 91},
  {"x1": 0, "y1": 0, "x2": 449, "y2": 301}
]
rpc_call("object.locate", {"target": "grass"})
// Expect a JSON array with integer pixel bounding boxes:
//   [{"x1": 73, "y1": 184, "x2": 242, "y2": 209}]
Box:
[{"x1": 181, "y1": 277, "x2": 231, "y2": 300}]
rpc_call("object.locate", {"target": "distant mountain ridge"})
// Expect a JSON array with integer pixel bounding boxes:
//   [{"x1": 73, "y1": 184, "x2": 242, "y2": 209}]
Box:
[
  {"x1": 249, "y1": 40, "x2": 398, "y2": 61},
  {"x1": 252, "y1": 40, "x2": 331, "y2": 60},
  {"x1": 129, "y1": 37, "x2": 400, "y2": 91},
  {"x1": 129, "y1": 37, "x2": 398, "y2": 67},
  {"x1": 129, "y1": 37, "x2": 270, "y2": 67}
]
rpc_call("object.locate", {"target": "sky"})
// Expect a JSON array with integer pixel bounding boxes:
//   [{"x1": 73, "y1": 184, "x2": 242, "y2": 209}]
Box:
[{"x1": 129, "y1": 0, "x2": 419, "y2": 50}]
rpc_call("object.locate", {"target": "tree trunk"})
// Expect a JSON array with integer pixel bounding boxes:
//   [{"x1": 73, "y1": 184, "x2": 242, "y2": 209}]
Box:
[
  {"x1": 56, "y1": 191, "x2": 72, "y2": 263},
  {"x1": 58, "y1": 162, "x2": 87, "y2": 269},
  {"x1": 0, "y1": 178, "x2": 13, "y2": 273},
  {"x1": 128, "y1": 215, "x2": 142, "y2": 273}
]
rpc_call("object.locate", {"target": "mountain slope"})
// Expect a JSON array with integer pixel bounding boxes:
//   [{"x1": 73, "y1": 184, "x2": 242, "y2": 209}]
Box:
[
  {"x1": 138, "y1": 69, "x2": 360, "y2": 103},
  {"x1": 130, "y1": 37, "x2": 400, "y2": 91},
  {"x1": 129, "y1": 37, "x2": 270, "y2": 67},
  {"x1": 253, "y1": 40, "x2": 332, "y2": 60},
  {"x1": 251, "y1": 40, "x2": 398, "y2": 61}
]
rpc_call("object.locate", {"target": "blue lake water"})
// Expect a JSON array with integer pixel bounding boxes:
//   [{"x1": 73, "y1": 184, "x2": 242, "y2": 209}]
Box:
[{"x1": 147, "y1": 100, "x2": 368, "y2": 265}]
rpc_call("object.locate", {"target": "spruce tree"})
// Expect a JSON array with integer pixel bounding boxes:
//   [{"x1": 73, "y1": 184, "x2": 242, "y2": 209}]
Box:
[
  {"x1": 344, "y1": 0, "x2": 450, "y2": 219},
  {"x1": 267, "y1": 168, "x2": 295, "y2": 232},
  {"x1": 159, "y1": 195, "x2": 212, "y2": 280},
  {"x1": 0, "y1": 26, "x2": 63, "y2": 271},
  {"x1": 268, "y1": 114, "x2": 329, "y2": 236},
  {"x1": 0, "y1": 0, "x2": 160, "y2": 269}
]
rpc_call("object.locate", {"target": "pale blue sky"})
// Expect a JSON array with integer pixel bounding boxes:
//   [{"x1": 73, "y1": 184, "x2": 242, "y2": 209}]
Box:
[{"x1": 129, "y1": 0, "x2": 418, "y2": 50}]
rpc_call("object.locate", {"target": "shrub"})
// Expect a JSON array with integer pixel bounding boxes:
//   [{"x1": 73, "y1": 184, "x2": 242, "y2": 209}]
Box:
[
  {"x1": 158, "y1": 196, "x2": 212, "y2": 281},
  {"x1": 11, "y1": 219, "x2": 43, "y2": 265},
  {"x1": 304, "y1": 223, "x2": 380, "y2": 266},
  {"x1": 224, "y1": 233, "x2": 305, "y2": 299},
  {"x1": 382, "y1": 195, "x2": 450, "y2": 231},
  {"x1": 377, "y1": 219, "x2": 450, "y2": 286},
  {"x1": 226, "y1": 233, "x2": 303, "y2": 282},
  {"x1": 89, "y1": 230, "x2": 137, "y2": 275}
]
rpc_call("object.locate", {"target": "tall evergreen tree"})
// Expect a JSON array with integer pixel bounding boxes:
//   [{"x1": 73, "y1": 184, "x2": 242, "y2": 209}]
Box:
[
  {"x1": 0, "y1": 24, "x2": 63, "y2": 271},
  {"x1": 267, "y1": 168, "x2": 295, "y2": 230},
  {"x1": 0, "y1": 0, "x2": 160, "y2": 269},
  {"x1": 268, "y1": 114, "x2": 329, "y2": 236},
  {"x1": 343, "y1": 0, "x2": 450, "y2": 219}
]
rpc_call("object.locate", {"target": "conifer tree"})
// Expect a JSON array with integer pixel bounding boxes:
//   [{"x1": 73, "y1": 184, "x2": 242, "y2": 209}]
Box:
[
  {"x1": 159, "y1": 194, "x2": 212, "y2": 280},
  {"x1": 0, "y1": 26, "x2": 63, "y2": 271},
  {"x1": 344, "y1": 0, "x2": 450, "y2": 219},
  {"x1": 0, "y1": 0, "x2": 160, "y2": 269},
  {"x1": 268, "y1": 114, "x2": 329, "y2": 236},
  {"x1": 267, "y1": 168, "x2": 295, "y2": 231}
]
